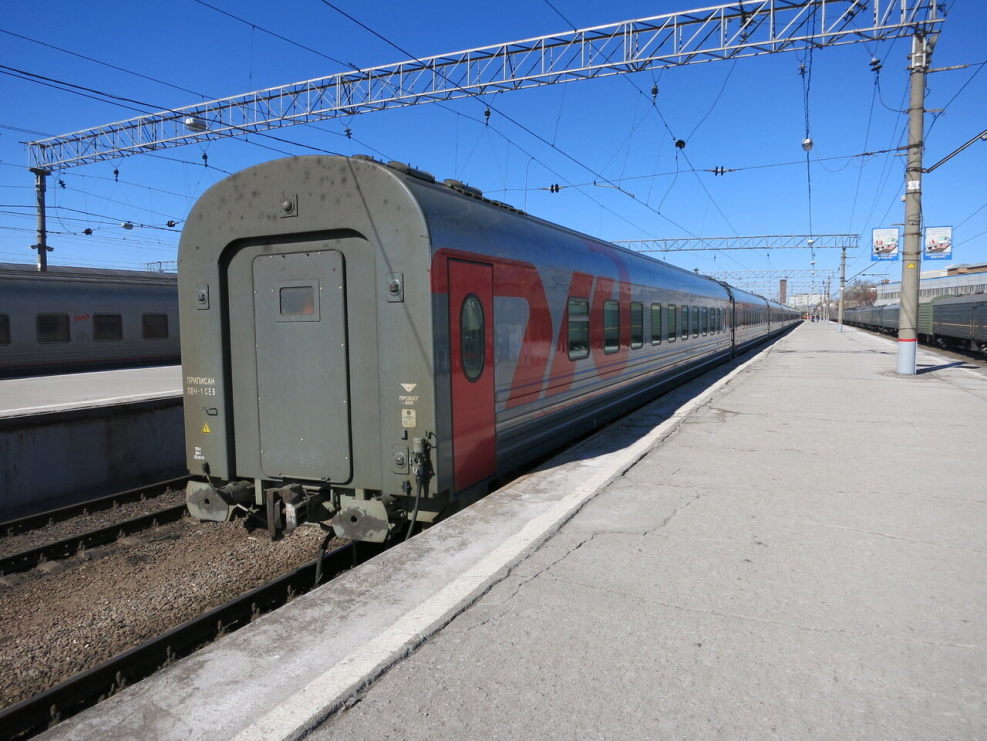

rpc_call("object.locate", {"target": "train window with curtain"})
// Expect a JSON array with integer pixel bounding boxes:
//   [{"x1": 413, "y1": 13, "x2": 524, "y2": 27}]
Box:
[
  {"x1": 701, "y1": 307, "x2": 708, "y2": 335},
  {"x1": 650, "y1": 303, "x2": 662, "y2": 345},
  {"x1": 667, "y1": 305, "x2": 676, "y2": 342},
  {"x1": 142, "y1": 314, "x2": 169, "y2": 340},
  {"x1": 681, "y1": 305, "x2": 689, "y2": 340},
  {"x1": 630, "y1": 302, "x2": 643, "y2": 349},
  {"x1": 603, "y1": 300, "x2": 620, "y2": 354},
  {"x1": 94, "y1": 313, "x2": 123, "y2": 342},
  {"x1": 37, "y1": 314, "x2": 70, "y2": 343},
  {"x1": 460, "y1": 294, "x2": 485, "y2": 382},
  {"x1": 0, "y1": 314, "x2": 9, "y2": 345},
  {"x1": 567, "y1": 298, "x2": 589, "y2": 360}
]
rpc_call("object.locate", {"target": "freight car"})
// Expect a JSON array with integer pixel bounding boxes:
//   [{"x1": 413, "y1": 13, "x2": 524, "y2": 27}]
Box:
[
  {"x1": 844, "y1": 295, "x2": 987, "y2": 354},
  {"x1": 178, "y1": 155, "x2": 799, "y2": 543},
  {"x1": 0, "y1": 263, "x2": 180, "y2": 377}
]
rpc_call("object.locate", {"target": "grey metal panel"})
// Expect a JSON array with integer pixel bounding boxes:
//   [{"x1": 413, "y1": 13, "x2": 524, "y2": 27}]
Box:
[
  {"x1": 250, "y1": 249, "x2": 351, "y2": 481},
  {"x1": 179, "y1": 156, "x2": 433, "y2": 495},
  {"x1": 975, "y1": 304, "x2": 987, "y2": 342}
]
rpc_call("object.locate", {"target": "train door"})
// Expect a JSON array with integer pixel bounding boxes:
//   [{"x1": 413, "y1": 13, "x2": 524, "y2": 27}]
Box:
[
  {"x1": 232, "y1": 247, "x2": 352, "y2": 483},
  {"x1": 448, "y1": 259, "x2": 495, "y2": 491}
]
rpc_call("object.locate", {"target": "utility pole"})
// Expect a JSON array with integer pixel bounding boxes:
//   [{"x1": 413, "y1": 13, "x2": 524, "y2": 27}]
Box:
[
  {"x1": 896, "y1": 33, "x2": 936, "y2": 375},
  {"x1": 837, "y1": 246, "x2": 847, "y2": 331},
  {"x1": 29, "y1": 167, "x2": 52, "y2": 272}
]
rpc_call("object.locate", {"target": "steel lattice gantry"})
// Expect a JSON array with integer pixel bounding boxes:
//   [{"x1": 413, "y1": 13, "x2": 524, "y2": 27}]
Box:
[
  {"x1": 613, "y1": 234, "x2": 859, "y2": 252},
  {"x1": 707, "y1": 269, "x2": 838, "y2": 279},
  {"x1": 27, "y1": 0, "x2": 944, "y2": 169}
]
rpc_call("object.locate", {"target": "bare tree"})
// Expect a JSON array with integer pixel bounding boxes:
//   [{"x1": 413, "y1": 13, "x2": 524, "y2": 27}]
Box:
[{"x1": 845, "y1": 280, "x2": 878, "y2": 307}]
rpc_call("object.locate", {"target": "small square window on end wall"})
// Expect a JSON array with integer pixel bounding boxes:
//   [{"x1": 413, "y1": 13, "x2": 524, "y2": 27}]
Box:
[
  {"x1": 142, "y1": 314, "x2": 169, "y2": 340},
  {"x1": 567, "y1": 298, "x2": 589, "y2": 360},
  {"x1": 0, "y1": 314, "x2": 9, "y2": 345}
]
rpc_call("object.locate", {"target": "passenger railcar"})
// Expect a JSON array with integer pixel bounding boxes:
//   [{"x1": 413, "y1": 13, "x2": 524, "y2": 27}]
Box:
[
  {"x1": 932, "y1": 295, "x2": 987, "y2": 353},
  {"x1": 179, "y1": 155, "x2": 799, "y2": 543},
  {"x1": 0, "y1": 264, "x2": 180, "y2": 377},
  {"x1": 844, "y1": 295, "x2": 987, "y2": 355}
]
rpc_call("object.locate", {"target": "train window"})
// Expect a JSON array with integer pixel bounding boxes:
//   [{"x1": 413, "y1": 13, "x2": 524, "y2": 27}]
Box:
[
  {"x1": 94, "y1": 313, "x2": 123, "y2": 342},
  {"x1": 701, "y1": 307, "x2": 708, "y2": 336},
  {"x1": 0, "y1": 314, "x2": 8, "y2": 345},
  {"x1": 37, "y1": 314, "x2": 70, "y2": 343},
  {"x1": 603, "y1": 300, "x2": 620, "y2": 354},
  {"x1": 567, "y1": 298, "x2": 589, "y2": 360},
  {"x1": 142, "y1": 314, "x2": 169, "y2": 340},
  {"x1": 630, "y1": 302, "x2": 643, "y2": 349},
  {"x1": 667, "y1": 305, "x2": 676, "y2": 342},
  {"x1": 681, "y1": 305, "x2": 689, "y2": 340},
  {"x1": 460, "y1": 294, "x2": 485, "y2": 382},
  {"x1": 692, "y1": 307, "x2": 699, "y2": 338},
  {"x1": 650, "y1": 303, "x2": 662, "y2": 345}
]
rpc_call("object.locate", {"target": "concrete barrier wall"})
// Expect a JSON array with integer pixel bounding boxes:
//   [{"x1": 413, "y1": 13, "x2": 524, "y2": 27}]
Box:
[{"x1": 0, "y1": 397, "x2": 186, "y2": 516}]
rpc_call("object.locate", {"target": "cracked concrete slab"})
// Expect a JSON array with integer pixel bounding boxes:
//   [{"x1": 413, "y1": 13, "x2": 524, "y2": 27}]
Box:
[{"x1": 306, "y1": 322, "x2": 987, "y2": 741}]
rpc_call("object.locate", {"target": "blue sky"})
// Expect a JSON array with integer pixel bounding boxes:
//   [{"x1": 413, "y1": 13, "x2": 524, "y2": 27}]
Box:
[{"x1": 1, "y1": 0, "x2": 983, "y2": 300}]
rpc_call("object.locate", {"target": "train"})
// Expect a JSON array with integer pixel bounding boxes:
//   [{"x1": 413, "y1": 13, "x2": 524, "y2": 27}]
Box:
[
  {"x1": 178, "y1": 155, "x2": 800, "y2": 543},
  {"x1": 843, "y1": 295, "x2": 987, "y2": 355},
  {"x1": 0, "y1": 263, "x2": 180, "y2": 377}
]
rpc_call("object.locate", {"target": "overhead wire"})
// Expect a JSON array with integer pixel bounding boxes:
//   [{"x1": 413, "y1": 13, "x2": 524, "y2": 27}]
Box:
[{"x1": 315, "y1": 0, "x2": 675, "y2": 238}]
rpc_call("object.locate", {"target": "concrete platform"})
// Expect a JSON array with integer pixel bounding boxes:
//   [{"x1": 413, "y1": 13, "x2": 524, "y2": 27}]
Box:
[
  {"x1": 0, "y1": 366, "x2": 184, "y2": 515},
  {"x1": 0, "y1": 364, "x2": 182, "y2": 419},
  {"x1": 41, "y1": 324, "x2": 987, "y2": 740}
]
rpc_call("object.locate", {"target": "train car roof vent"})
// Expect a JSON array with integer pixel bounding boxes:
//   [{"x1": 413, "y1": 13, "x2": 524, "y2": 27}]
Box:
[
  {"x1": 386, "y1": 161, "x2": 436, "y2": 183},
  {"x1": 352, "y1": 154, "x2": 377, "y2": 162},
  {"x1": 443, "y1": 179, "x2": 483, "y2": 199},
  {"x1": 489, "y1": 199, "x2": 525, "y2": 215}
]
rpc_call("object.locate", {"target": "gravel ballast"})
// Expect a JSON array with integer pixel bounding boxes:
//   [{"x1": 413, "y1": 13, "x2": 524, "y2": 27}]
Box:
[{"x1": 0, "y1": 517, "x2": 332, "y2": 710}]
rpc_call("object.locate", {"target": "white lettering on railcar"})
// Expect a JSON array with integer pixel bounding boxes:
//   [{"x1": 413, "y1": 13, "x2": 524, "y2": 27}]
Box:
[
  {"x1": 186, "y1": 376, "x2": 217, "y2": 397},
  {"x1": 186, "y1": 386, "x2": 217, "y2": 396},
  {"x1": 399, "y1": 395, "x2": 419, "y2": 406}
]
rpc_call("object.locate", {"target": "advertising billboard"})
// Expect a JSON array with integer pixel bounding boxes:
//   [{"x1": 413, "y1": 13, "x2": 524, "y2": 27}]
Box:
[
  {"x1": 871, "y1": 228, "x2": 900, "y2": 261},
  {"x1": 924, "y1": 226, "x2": 953, "y2": 260}
]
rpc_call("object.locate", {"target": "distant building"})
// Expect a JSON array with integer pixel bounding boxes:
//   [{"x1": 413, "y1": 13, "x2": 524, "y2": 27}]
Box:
[{"x1": 876, "y1": 262, "x2": 987, "y2": 305}]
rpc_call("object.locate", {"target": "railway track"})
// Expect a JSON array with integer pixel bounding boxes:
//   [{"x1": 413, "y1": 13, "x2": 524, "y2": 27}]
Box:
[
  {"x1": 0, "y1": 477, "x2": 191, "y2": 576},
  {"x1": 0, "y1": 503, "x2": 188, "y2": 575},
  {"x1": 0, "y1": 476, "x2": 190, "y2": 537},
  {"x1": 0, "y1": 541, "x2": 385, "y2": 741}
]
